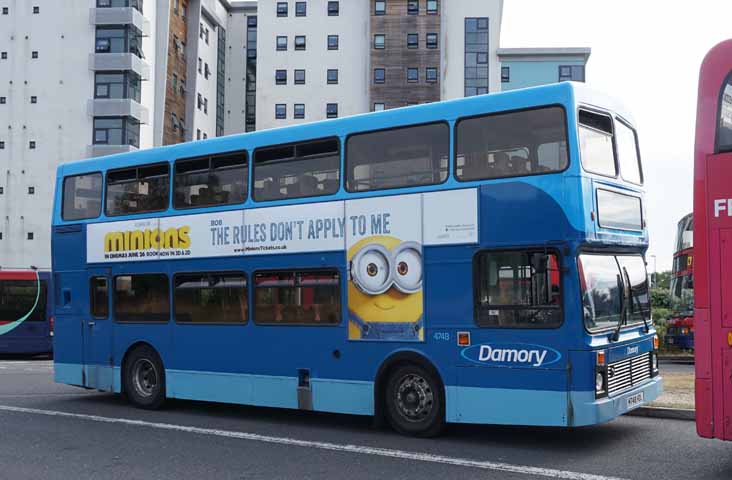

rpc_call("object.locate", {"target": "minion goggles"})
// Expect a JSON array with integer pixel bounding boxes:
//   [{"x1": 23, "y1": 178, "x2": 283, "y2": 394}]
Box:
[{"x1": 349, "y1": 241, "x2": 423, "y2": 295}]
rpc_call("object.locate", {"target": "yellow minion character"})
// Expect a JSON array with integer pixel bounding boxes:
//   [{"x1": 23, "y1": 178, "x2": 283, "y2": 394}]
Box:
[{"x1": 347, "y1": 235, "x2": 424, "y2": 341}]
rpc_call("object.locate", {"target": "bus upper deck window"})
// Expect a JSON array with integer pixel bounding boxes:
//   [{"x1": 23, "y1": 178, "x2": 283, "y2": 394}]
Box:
[
  {"x1": 106, "y1": 164, "x2": 170, "y2": 216},
  {"x1": 615, "y1": 119, "x2": 643, "y2": 185},
  {"x1": 718, "y1": 75, "x2": 732, "y2": 153},
  {"x1": 174, "y1": 152, "x2": 248, "y2": 208},
  {"x1": 455, "y1": 106, "x2": 568, "y2": 181},
  {"x1": 253, "y1": 138, "x2": 340, "y2": 201},
  {"x1": 346, "y1": 122, "x2": 449, "y2": 192},
  {"x1": 578, "y1": 110, "x2": 616, "y2": 177},
  {"x1": 62, "y1": 173, "x2": 103, "y2": 221}
]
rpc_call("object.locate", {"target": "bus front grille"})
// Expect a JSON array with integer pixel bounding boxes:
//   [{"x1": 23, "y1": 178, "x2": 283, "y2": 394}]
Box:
[{"x1": 607, "y1": 352, "x2": 651, "y2": 396}]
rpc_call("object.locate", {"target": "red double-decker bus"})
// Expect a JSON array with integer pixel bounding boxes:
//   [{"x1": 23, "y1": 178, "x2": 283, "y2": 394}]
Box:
[
  {"x1": 694, "y1": 39, "x2": 732, "y2": 440},
  {"x1": 666, "y1": 213, "x2": 694, "y2": 350}
]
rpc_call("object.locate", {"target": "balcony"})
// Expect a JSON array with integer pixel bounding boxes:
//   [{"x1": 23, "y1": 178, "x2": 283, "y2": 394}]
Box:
[
  {"x1": 89, "y1": 53, "x2": 150, "y2": 79},
  {"x1": 86, "y1": 144, "x2": 138, "y2": 158},
  {"x1": 87, "y1": 99, "x2": 149, "y2": 124},
  {"x1": 89, "y1": 7, "x2": 150, "y2": 36}
]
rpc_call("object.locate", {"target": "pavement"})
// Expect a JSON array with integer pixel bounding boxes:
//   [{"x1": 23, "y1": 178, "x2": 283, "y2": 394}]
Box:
[{"x1": 1, "y1": 358, "x2": 731, "y2": 480}]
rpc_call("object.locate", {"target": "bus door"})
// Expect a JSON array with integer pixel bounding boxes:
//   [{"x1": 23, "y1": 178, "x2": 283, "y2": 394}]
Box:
[{"x1": 84, "y1": 268, "x2": 113, "y2": 390}]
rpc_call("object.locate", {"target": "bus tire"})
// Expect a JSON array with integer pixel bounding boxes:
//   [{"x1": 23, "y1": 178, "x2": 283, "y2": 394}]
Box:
[
  {"x1": 123, "y1": 345, "x2": 166, "y2": 410},
  {"x1": 384, "y1": 363, "x2": 445, "y2": 437}
]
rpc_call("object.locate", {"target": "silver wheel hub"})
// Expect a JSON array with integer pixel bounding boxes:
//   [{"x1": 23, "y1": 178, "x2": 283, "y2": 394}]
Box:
[
  {"x1": 395, "y1": 374, "x2": 433, "y2": 422},
  {"x1": 132, "y1": 359, "x2": 158, "y2": 398}
]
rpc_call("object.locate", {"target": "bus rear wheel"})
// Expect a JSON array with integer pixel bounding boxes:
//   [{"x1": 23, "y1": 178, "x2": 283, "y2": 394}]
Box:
[
  {"x1": 384, "y1": 364, "x2": 445, "y2": 437},
  {"x1": 123, "y1": 345, "x2": 166, "y2": 410}
]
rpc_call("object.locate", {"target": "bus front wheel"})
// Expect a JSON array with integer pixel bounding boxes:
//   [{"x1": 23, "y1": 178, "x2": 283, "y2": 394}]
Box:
[
  {"x1": 384, "y1": 364, "x2": 445, "y2": 437},
  {"x1": 123, "y1": 345, "x2": 166, "y2": 410}
]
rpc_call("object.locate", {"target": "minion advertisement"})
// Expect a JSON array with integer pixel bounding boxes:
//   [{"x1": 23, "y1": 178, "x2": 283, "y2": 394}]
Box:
[{"x1": 345, "y1": 194, "x2": 425, "y2": 341}]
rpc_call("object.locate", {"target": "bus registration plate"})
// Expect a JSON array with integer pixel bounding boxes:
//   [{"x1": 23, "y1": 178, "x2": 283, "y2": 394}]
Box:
[{"x1": 626, "y1": 392, "x2": 644, "y2": 410}]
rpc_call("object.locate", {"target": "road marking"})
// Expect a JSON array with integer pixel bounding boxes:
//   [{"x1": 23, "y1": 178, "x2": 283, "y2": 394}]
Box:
[{"x1": 0, "y1": 404, "x2": 627, "y2": 480}]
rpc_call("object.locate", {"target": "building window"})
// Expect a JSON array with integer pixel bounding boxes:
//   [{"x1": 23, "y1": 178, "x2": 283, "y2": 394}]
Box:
[
  {"x1": 197, "y1": 93, "x2": 203, "y2": 109},
  {"x1": 407, "y1": 33, "x2": 418, "y2": 49},
  {"x1": 501, "y1": 66, "x2": 510, "y2": 83},
  {"x1": 198, "y1": 57, "x2": 202, "y2": 73},
  {"x1": 558, "y1": 65, "x2": 585, "y2": 82},
  {"x1": 203, "y1": 97, "x2": 208, "y2": 114},
  {"x1": 373, "y1": 34, "x2": 385, "y2": 49},
  {"x1": 464, "y1": 17, "x2": 489, "y2": 97},
  {"x1": 407, "y1": 68, "x2": 418, "y2": 83},
  {"x1": 203, "y1": 133, "x2": 208, "y2": 139},
  {"x1": 326, "y1": 103, "x2": 338, "y2": 118},
  {"x1": 276, "y1": 35, "x2": 287, "y2": 51},
  {"x1": 0, "y1": 97, "x2": 5, "y2": 104},
  {"x1": 295, "y1": 1, "x2": 306, "y2": 16},
  {"x1": 204, "y1": 28, "x2": 209, "y2": 45},
  {"x1": 294, "y1": 35, "x2": 306, "y2": 50},
  {"x1": 375, "y1": 0, "x2": 385, "y2": 15},
  {"x1": 294, "y1": 103, "x2": 305, "y2": 119},
  {"x1": 294, "y1": 69, "x2": 305, "y2": 84},
  {"x1": 93, "y1": 117, "x2": 140, "y2": 147},
  {"x1": 1, "y1": 52, "x2": 6, "y2": 59},
  {"x1": 374, "y1": 68, "x2": 385, "y2": 84},
  {"x1": 407, "y1": 0, "x2": 418, "y2": 14},
  {"x1": 199, "y1": 23, "x2": 204, "y2": 40},
  {"x1": 327, "y1": 1, "x2": 339, "y2": 16},
  {"x1": 0, "y1": 141, "x2": 4, "y2": 149},
  {"x1": 426, "y1": 33, "x2": 438, "y2": 49},
  {"x1": 33, "y1": 6, "x2": 39, "y2": 14},
  {"x1": 275, "y1": 104, "x2": 286, "y2": 119},
  {"x1": 327, "y1": 35, "x2": 339, "y2": 50},
  {"x1": 28, "y1": 186, "x2": 35, "y2": 194},
  {"x1": 31, "y1": 51, "x2": 38, "y2": 59},
  {"x1": 275, "y1": 69, "x2": 287, "y2": 85},
  {"x1": 1, "y1": 7, "x2": 7, "y2": 14},
  {"x1": 427, "y1": 0, "x2": 437, "y2": 13},
  {"x1": 30, "y1": 96, "x2": 37, "y2": 104},
  {"x1": 95, "y1": 26, "x2": 142, "y2": 57},
  {"x1": 374, "y1": 103, "x2": 385, "y2": 111},
  {"x1": 29, "y1": 141, "x2": 36, "y2": 149},
  {"x1": 27, "y1": 233, "x2": 34, "y2": 240},
  {"x1": 197, "y1": 129, "x2": 201, "y2": 140},
  {"x1": 253, "y1": 270, "x2": 341, "y2": 325},
  {"x1": 94, "y1": 72, "x2": 141, "y2": 102},
  {"x1": 426, "y1": 67, "x2": 437, "y2": 83},
  {"x1": 276, "y1": 2, "x2": 288, "y2": 17},
  {"x1": 327, "y1": 68, "x2": 338, "y2": 84},
  {"x1": 204, "y1": 63, "x2": 211, "y2": 79}
]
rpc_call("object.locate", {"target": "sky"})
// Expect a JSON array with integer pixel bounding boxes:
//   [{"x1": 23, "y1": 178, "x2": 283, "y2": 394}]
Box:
[{"x1": 501, "y1": 0, "x2": 731, "y2": 272}]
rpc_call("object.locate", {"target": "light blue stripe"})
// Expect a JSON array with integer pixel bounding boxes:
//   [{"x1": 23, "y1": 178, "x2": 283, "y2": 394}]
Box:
[
  {"x1": 54, "y1": 363, "x2": 84, "y2": 387},
  {"x1": 446, "y1": 386, "x2": 568, "y2": 426},
  {"x1": 311, "y1": 378, "x2": 373, "y2": 415}
]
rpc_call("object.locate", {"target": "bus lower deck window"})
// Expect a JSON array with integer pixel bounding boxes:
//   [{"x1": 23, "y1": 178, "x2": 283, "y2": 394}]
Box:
[
  {"x1": 254, "y1": 270, "x2": 340, "y2": 325},
  {"x1": 174, "y1": 272, "x2": 248, "y2": 324},
  {"x1": 114, "y1": 274, "x2": 169, "y2": 323},
  {"x1": 474, "y1": 250, "x2": 562, "y2": 328}
]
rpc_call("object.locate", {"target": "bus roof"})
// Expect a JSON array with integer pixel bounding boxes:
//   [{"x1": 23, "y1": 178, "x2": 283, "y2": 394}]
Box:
[{"x1": 58, "y1": 81, "x2": 633, "y2": 178}]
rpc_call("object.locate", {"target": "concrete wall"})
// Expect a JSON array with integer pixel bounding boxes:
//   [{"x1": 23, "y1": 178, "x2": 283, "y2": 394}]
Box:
[
  {"x1": 224, "y1": 8, "x2": 251, "y2": 135},
  {"x1": 193, "y1": 10, "x2": 219, "y2": 138}
]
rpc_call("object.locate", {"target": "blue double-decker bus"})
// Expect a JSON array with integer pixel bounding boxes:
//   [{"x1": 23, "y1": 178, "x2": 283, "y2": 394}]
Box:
[{"x1": 52, "y1": 82, "x2": 661, "y2": 436}]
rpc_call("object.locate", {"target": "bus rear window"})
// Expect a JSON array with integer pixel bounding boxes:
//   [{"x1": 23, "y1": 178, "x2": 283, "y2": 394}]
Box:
[
  {"x1": 174, "y1": 272, "x2": 248, "y2": 324},
  {"x1": 346, "y1": 122, "x2": 449, "y2": 192},
  {"x1": 62, "y1": 173, "x2": 103, "y2": 221},
  {"x1": 474, "y1": 251, "x2": 562, "y2": 328},
  {"x1": 106, "y1": 164, "x2": 170, "y2": 216},
  {"x1": 719, "y1": 75, "x2": 732, "y2": 153},
  {"x1": 456, "y1": 106, "x2": 569, "y2": 180},
  {"x1": 174, "y1": 152, "x2": 248, "y2": 208},
  {"x1": 253, "y1": 138, "x2": 340, "y2": 201},
  {"x1": 0, "y1": 280, "x2": 48, "y2": 324},
  {"x1": 579, "y1": 110, "x2": 616, "y2": 177},
  {"x1": 254, "y1": 270, "x2": 340, "y2": 325},
  {"x1": 114, "y1": 274, "x2": 169, "y2": 322},
  {"x1": 615, "y1": 120, "x2": 643, "y2": 185},
  {"x1": 596, "y1": 189, "x2": 643, "y2": 231}
]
